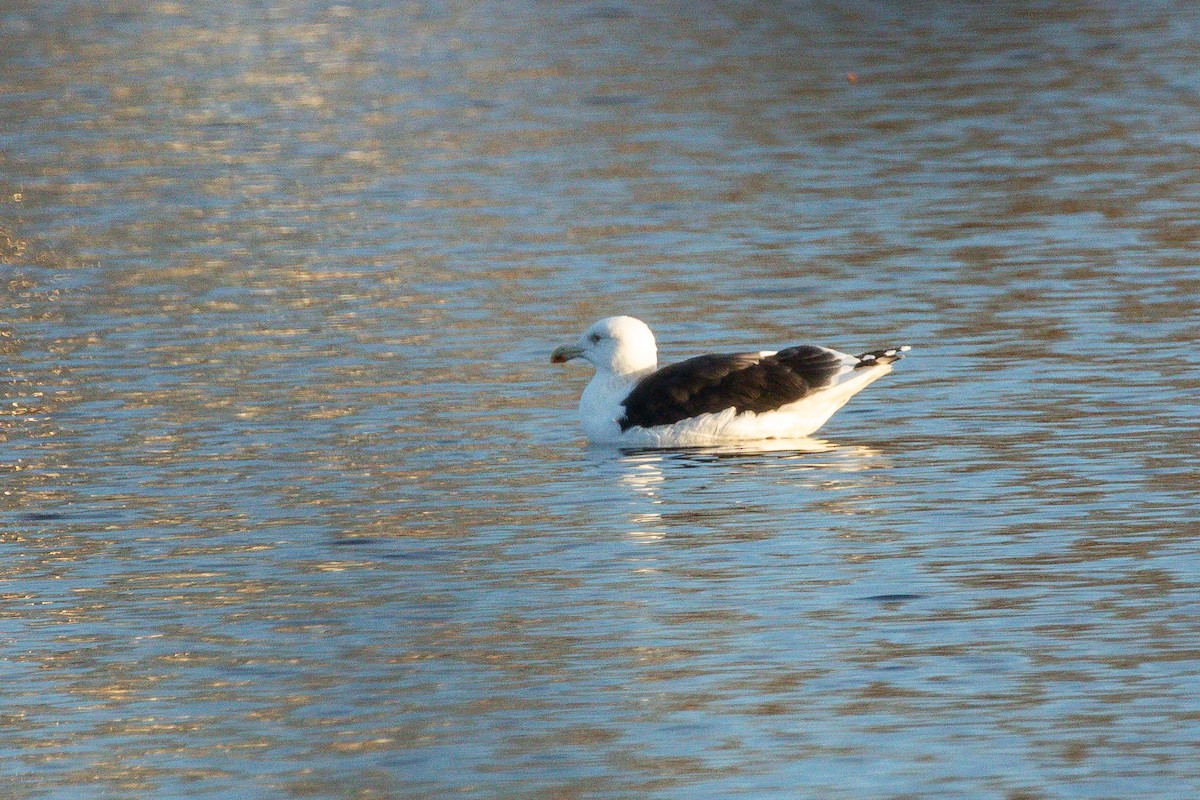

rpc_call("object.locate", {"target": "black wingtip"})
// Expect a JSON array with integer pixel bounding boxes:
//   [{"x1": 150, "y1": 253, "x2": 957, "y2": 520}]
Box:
[{"x1": 855, "y1": 345, "x2": 911, "y2": 368}]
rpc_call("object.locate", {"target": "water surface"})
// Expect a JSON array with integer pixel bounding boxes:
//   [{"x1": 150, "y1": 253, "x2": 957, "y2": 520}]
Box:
[{"x1": 2, "y1": 1, "x2": 1199, "y2": 798}]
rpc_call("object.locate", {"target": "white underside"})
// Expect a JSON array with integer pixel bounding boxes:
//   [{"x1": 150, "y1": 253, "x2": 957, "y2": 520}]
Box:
[{"x1": 579, "y1": 360, "x2": 895, "y2": 447}]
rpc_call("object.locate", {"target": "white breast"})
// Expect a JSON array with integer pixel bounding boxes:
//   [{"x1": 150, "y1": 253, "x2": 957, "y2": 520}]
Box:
[{"x1": 579, "y1": 374, "x2": 637, "y2": 443}]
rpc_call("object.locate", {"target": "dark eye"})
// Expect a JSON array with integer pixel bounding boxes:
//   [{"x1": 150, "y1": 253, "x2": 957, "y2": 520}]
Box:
[{"x1": 589, "y1": 333, "x2": 601, "y2": 343}]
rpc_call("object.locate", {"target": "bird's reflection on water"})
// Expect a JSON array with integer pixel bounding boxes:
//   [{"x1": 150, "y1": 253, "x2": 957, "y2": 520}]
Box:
[
  {"x1": 621, "y1": 435, "x2": 837, "y2": 458},
  {"x1": 604, "y1": 436, "x2": 887, "y2": 479},
  {"x1": 577, "y1": 437, "x2": 894, "y2": 545}
]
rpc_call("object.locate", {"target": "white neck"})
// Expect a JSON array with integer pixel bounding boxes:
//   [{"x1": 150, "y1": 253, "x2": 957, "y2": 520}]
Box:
[{"x1": 602, "y1": 347, "x2": 657, "y2": 378}]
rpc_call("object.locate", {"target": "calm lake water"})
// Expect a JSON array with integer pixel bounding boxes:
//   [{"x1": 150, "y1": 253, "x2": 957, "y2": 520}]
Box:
[{"x1": 3, "y1": 1, "x2": 1199, "y2": 798}]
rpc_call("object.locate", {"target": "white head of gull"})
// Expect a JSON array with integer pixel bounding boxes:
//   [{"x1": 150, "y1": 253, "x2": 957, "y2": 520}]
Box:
[{"x1": 552, "y1": 316, "x2": 909, "y2": 447}]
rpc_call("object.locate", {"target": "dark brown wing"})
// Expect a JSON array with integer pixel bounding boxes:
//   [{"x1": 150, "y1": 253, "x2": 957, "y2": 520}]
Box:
[{"x1": 618, "y1": 346, "x2": 845, "y2": 431}]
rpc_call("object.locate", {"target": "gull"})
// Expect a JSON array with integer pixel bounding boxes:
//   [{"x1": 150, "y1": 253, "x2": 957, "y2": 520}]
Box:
[{"x1": 552, "y1": 316, "x2": 908, "y2": 446}]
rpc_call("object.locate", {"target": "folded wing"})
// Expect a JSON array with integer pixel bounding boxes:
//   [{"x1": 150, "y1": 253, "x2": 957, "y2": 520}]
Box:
[{"x1": 619, "y1": 345, "x2": 848, "y2": 431}]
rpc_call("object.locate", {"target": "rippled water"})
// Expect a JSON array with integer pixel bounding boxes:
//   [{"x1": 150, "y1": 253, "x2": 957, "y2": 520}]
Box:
[{"x1": 3, "y1": 1, "x2": 1200, "y2": 797}]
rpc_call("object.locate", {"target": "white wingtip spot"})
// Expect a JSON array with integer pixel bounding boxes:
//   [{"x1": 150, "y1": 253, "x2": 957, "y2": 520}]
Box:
[{"x1": 899, "y1": 345, "x2": 912, "y2": 352}]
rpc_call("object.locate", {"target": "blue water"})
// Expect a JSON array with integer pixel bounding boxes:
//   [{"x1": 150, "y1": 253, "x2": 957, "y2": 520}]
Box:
[{"x1": 2, "y1": 1, "x2": 1199, "y2": 797}]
